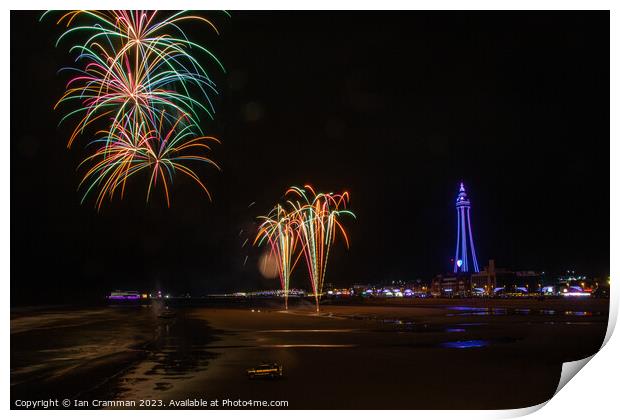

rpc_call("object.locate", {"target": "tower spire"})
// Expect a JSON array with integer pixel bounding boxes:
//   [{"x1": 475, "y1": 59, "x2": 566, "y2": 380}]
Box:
[{"x1": 453, "y1": 182, "x2": 479, "y2": 273}]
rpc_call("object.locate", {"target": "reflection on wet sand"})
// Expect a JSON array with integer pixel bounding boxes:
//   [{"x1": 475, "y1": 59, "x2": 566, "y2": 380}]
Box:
[
  {"x1": 441, "y1": 340, "x2": 489, "y2": 349},
  {"x1": 260, "y1": 344, "x2": 357, "y2": 348},
  {"x1": 113, "y1": 316, "x2": 219, "y2": 401},
  {"x1": 256, "y1": 329, "x2": 358, "y2": 333},
  {"x1": 11, "y1": 298, "x2": 609, "y2": 410}
]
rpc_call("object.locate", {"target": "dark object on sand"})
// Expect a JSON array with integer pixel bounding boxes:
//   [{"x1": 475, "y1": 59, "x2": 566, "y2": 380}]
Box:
[{"x1": 247, "y1": 362, "x2": 283, "y2": 379}]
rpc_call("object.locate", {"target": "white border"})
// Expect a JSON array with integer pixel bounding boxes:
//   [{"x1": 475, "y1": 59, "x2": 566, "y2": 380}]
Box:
[{"x1": 3, "y1": 2, "x2": 616, "y2": 419}]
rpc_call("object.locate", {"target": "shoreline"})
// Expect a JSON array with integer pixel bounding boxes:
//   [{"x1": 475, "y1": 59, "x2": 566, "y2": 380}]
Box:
[{"x1": 11, "y1": 300, "x2": 610, "y2": 409}]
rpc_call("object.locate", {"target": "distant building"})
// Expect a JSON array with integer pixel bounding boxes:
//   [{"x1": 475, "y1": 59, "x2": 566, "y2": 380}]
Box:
[
  {"x1": 410, "y1": 279, "x2": 429, "y2": 295},
  {"x1": 431, "y1": 273, "x2": 471, "y2": 297},
  {"x1": 557, "y1": 271, "x2": 592, "y2": 289},
  {"x1": 432, "y1": 260, "x2": 543, "y2": 297},
  {"x1": 556, "y1": 271, "x2": 598, "y2": 295},
  {"x1": 514, "y1": 271, "x2": 543, "y2": 291},
  {"x1": 351, "y1": 284, "x2": 371, "y2": 295},
  {"x1": 471, "y1": 260, "x2": 524, "y2": 295},
  {"x1": 108, "y1": 290, "x2": 143, "y2": 300},
  {"x1": 470, "y1": 259, "x2": 498, "y2": 294}
]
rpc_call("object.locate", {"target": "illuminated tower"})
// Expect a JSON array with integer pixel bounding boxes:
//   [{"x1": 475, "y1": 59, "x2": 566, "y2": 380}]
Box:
[{"x1": 453, "y1": 182, "x2": 480, "y2": 273}]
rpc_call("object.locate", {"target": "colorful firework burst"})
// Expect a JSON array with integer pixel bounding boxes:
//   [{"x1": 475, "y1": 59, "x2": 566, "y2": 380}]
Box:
[
  {"x1": 254, "y1": 204, "x2": 302, "y2": 310},
  {"x1": 287, "y1": 185, "x2": 355, "y2": 311},
  {"x1": 78, "y1": 110, "x2": 220, "y2": 210},
  {"x1": 42, "y1": 10, "x2": 226, "y2": 208},
  {"x1": 254, "y1": 185, "x2": 355, "y2": 311}
]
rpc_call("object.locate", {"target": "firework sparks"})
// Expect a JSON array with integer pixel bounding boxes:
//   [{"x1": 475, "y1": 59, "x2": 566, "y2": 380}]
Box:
[
  {"x1": 42, "y1": 10, "x2": 226, "y2": 208},
  {"x1": 254, "y1": 204, "x2": 302, "y2": 310},
  {"x1": 287, "y1": 186, "x2": 355, "y2": 311},
  {"x1": 78, "y1": 110, "x2": 220, "y2": 210},
  {"x1": 255, "y1": 185, "x2": 355, "y2": 311}
]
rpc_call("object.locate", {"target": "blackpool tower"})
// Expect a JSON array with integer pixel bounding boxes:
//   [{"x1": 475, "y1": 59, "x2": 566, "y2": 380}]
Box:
[{"x1": 453, "y1": 182, "x2": 480, "y2": 273}]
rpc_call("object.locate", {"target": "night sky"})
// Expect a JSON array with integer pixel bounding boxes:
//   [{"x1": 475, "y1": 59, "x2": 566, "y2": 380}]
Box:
[{"x1": 10, "y1": 11, "x2": 609, "y2": 304}]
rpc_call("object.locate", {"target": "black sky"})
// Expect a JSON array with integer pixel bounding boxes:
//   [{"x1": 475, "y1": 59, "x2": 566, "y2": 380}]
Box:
[{"x1": 10, "y1": 11, "x2": 609, "y2": 304}]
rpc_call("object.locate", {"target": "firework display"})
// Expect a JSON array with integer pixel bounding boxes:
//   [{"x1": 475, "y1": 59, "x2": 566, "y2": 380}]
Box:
[
  {"x1": 254, "y1": 204, "x2": 301, "y2": 310},
  {"x1": 43, "y1": 10, "x2": 225, "y2": 207},
  {"x1": 255, "y1": 185, "x2": 355, "y2": 311},
  {"x1": 78, "y1": 111, "x2": 220, "y2": 210}
]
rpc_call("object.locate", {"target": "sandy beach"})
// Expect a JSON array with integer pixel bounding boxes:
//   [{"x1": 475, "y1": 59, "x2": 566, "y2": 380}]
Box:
[{"x1": 11, "y1": 298, "x2": 609, "y2": 409}]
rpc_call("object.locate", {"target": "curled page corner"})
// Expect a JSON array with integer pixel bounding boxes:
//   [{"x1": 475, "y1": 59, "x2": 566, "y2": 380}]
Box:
[
  {"x1": 552, "y1": 287, "x2": 617, "y2": 398},
  {"x1": 555, "y1": 355, "x2": 595, "y2": 396},
  {"x1": 509, "y1": 292, "x2": 617, "y2": 418},
  {"x1": 602, "y1": 286, "x2": 618, "y2": 348},
  {"x1": 499, "y1": 401, "x2": 548, "y2": 418},
  {"x1": 502, "y1": 354, "x2": 601, "y2": 418}
]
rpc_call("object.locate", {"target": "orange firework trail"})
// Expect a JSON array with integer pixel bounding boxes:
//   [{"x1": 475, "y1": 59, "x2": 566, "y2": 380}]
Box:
[
  {"x1": 79, "y1": 111, "x2": 220, "y2": 210},
  {"x1": 287, "y1": 186, "x2": 355, "y2": 312},
  {"x1": 255, "y1": 185, "x2": 355, "y2": 311},
  {"x1": 254, "y1": 204, "x2": 302, "y2": 310}
]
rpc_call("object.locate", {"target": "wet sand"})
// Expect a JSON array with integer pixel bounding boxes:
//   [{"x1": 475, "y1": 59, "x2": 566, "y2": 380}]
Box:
[
  {"x1": 10, "y1": 302, "x2": 218, "y2": 405},
  {"x1": 11, "y1": 298, "x2": 609, "y2": 409}
]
